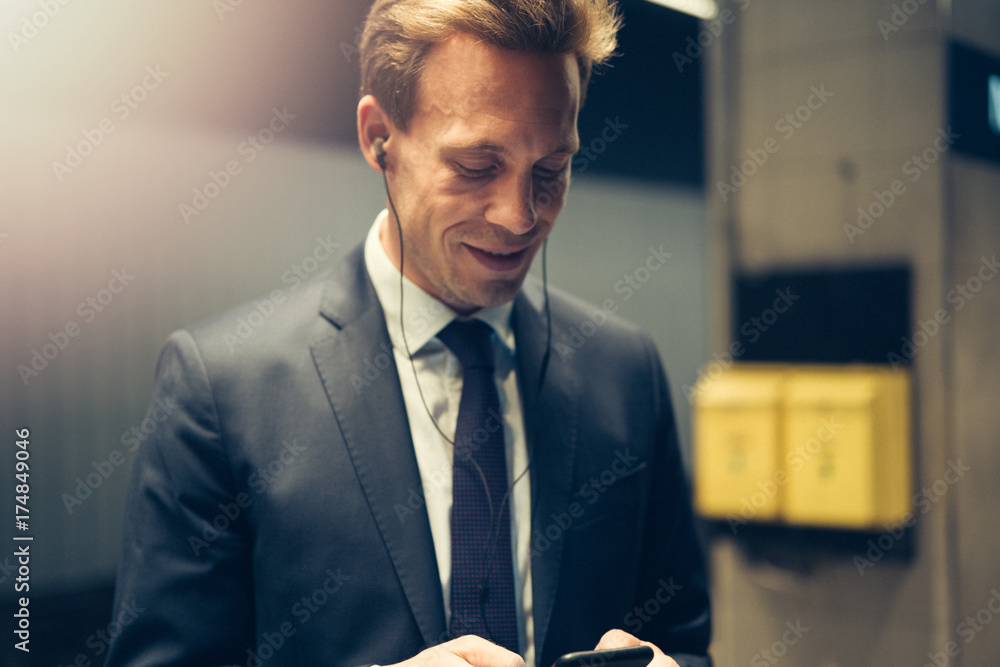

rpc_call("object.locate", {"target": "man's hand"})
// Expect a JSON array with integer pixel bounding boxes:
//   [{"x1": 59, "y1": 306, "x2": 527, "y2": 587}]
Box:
[
  {"x1": 595, "y1": 629, "x2": 680, "y2": 667},
  {"x1": 385, "y1": 635, "x2": 526, "y2": 667}
]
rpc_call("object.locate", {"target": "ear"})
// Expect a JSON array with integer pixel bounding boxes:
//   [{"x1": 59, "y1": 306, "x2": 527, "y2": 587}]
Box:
[{"x1": 357, "y1": 94, "x2": 395, "y2": 173}]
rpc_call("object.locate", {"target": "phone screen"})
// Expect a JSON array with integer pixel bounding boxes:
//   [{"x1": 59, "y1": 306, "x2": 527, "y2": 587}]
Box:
[{"x1": 552, "y1": 645, "x2": 654, "y2": 667}]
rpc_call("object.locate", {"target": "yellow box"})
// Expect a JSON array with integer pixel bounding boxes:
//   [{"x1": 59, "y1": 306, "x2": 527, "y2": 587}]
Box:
[
  {"x1": 693, "y1": 364, "x2": 911, "y2": 530},
  {"x1": 782, "y1": 367, "x2": 911, "y2": 529},
  {"x1": 693, "y1": 366, "x2": 785, "y2": 522}
]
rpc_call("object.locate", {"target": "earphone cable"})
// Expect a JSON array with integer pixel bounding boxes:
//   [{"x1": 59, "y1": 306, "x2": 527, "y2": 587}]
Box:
[{"x1": 380, "y1": 157, "x2": 552, "y2": 645}]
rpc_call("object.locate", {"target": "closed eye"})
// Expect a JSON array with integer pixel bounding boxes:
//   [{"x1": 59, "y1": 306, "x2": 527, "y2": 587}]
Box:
[
  {"x1": 454, "y1": 162, "x2": 497, "y2": 180},
  {"x1": 533, "y1": 159, "x2": 570, "y2": 180},
  {"x1": 533, "y1": 166, "x2": 566, "y2": 180}
]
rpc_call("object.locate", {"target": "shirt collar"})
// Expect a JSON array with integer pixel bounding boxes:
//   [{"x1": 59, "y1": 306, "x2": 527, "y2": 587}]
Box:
[{"x1": 364, "y1": 209, "x2": 515, "y2": 358}]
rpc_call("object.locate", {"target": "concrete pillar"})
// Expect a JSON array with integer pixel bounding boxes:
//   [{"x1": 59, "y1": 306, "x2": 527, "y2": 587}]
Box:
[{"x1": 704, "y1": 0, "x2": 1000, "y2": 664}]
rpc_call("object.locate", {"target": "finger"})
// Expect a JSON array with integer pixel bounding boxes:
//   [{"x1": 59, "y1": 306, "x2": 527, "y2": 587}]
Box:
[
  {"x1": 641, "y1": 642, "x2": 679, "y2": 667},
  {"x1": 594, "y1": 628, "x2": 642, "y2": 650},
  {"x1": 447, "y1": 635, "x2": 526, "y2": 667},
  {"x1": 593, "y1": 630, "x2": 680, "y2": 667}
]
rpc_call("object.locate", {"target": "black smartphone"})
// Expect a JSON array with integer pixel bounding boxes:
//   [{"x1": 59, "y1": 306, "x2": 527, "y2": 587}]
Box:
[{"x1": 552, "y1": 645, "x2": 654, "y2": 667}]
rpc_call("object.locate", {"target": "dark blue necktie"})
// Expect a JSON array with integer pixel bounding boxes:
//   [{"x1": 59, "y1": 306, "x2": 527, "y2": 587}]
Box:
[{"x1": 437, "y1": 319, "x2": 518, "y2": 652}]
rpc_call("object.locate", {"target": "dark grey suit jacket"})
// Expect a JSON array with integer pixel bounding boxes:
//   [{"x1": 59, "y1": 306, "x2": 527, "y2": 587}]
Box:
[{"x1": 105, "y1": 245, "x2": 710, "y2": 667}]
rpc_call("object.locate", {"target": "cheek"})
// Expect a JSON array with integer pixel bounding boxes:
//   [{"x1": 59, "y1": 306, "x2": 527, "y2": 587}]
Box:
[
  {"x1": 542, "y1": 197, "x2": 565, "y2": 218},
  {"x1": 432, "y1": 199, "x2": 485, "y2": 242},
  {"x1": 535, "y1": 195, "x2": 565, "y2": 227},
  {"x1": 533, "y1": 177, "x2": 569, "y2": 212}
]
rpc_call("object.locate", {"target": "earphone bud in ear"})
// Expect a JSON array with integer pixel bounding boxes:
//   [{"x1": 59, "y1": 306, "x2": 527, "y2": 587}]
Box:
[{"x1": 373, "y1": 136, "x2": 387, "y2": 170}]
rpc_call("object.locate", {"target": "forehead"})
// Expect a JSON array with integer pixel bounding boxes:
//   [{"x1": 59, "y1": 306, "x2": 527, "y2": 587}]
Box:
[{"x1": 411, "y1": 33, "x2": 581, "y2": 144}]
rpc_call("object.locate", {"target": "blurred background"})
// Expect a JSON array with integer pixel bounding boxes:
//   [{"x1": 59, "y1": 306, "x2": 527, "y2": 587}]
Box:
[{"x1": 1, "y1": 0, "x2": 998, "y2": 665}]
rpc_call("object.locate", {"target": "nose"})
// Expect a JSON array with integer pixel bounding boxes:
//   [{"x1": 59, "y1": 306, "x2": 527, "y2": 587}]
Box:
[{"x1": 484, "y1": 171, "x2": 537, "y2": 236}]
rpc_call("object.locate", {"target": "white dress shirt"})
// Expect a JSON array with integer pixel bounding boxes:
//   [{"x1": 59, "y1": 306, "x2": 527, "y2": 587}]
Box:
[{"x1": 363, "y1": 211, "x2": 535, "y2": 664}]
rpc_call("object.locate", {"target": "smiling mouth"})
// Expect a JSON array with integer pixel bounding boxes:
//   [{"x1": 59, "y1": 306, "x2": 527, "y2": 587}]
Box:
[{"x1": 464, "y1": 244, "x2": 530, "y2": 272}]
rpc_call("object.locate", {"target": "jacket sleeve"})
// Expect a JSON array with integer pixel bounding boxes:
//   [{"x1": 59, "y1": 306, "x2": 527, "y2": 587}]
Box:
[
  {"x1": 632, "y1": 334, "x2": 712, "y2": 666},
  {"x1": 104, "y1": 329, "x2": 255, "y2": 667}
]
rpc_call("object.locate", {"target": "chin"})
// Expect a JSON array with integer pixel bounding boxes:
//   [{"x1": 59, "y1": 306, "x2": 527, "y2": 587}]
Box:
[
  {"x1": 444, "y1": 278, "x2": 521, "y2": 312},
  {"x1": 474, "y1": 280, "x2": 524, "y2": 308}
]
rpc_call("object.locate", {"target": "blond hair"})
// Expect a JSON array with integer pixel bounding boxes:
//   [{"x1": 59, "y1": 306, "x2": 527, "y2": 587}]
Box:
[{"x1": 360, "y1": 0, "x2": 621, "y2": 130}]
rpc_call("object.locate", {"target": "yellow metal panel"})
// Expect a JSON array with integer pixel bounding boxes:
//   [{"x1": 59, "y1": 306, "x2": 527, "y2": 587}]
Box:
[
  {"x1": 781, "y1": 367, "x2": 911, "y2": 529},
  {"x1": 693, "y1": 367, "x2": 784, "y2": 522},
  {"x1": 783, "y1": 372, "x2": 877, "y2": 527},
  {"x1": 871, "y1": 370, "x2": 912, "y2": 525}
]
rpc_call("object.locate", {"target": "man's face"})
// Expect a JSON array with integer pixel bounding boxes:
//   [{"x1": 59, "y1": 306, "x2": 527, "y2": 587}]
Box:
[{"x1": 380, "y1": 33, "x2": 581, "y2": 314}]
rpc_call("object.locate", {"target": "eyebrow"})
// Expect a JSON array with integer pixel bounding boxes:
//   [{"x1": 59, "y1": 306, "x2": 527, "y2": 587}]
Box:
[
  {"x1": 442, "y1": 140, "x2": 580, "y2": 157},
  {"x1": 445, "y1": 142, "x2": 506, "y2": 154}
]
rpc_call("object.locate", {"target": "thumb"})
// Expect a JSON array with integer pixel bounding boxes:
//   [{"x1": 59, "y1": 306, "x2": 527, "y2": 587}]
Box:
[{"x1": 595, "y1": 629, "x2": 642, "y2": 650}]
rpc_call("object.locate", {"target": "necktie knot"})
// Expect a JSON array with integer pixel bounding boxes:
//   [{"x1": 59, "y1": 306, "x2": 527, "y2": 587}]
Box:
[{"x1": 437, "y1": 320, "x2": 495, "y2": 371}]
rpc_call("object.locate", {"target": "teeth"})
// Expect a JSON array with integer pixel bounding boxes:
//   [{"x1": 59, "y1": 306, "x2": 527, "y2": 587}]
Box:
[{"x1": 484, "y1": 249, "x2": 516, "y2": 257}]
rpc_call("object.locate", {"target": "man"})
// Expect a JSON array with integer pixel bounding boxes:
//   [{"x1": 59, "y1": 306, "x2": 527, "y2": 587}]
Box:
[{"x1": 106, "y1": 1, "x2": 711, "y2": 666}]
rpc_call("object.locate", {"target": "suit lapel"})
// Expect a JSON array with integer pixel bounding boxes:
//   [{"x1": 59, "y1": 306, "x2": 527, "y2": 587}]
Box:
[
  {"x1": 310, "y1": 247, "x2": 447, "y2": 648},
  {"x1": 513, "y1": 281, "x2": 579, "y2": 665}
]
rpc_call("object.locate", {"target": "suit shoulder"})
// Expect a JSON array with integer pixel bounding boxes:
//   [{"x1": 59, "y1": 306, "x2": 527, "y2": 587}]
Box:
[
  {"x1": 184, "y1": 273, "x2": 331, "y2": 359},
  {"x1": 544, "y1": 282, "x2": 652, "y2": 345},
  {"x1": 524, "y1": 280, "x2": 659, "y2": 375}
]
